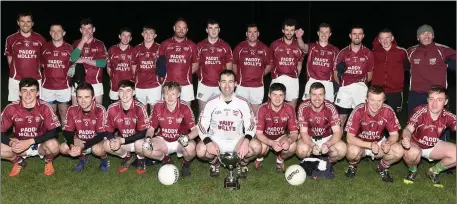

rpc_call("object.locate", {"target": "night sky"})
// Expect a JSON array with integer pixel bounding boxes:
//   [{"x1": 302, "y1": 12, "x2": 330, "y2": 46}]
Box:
[{"x1": 1, "y1": 1, "x2": 456, "y2": 110}]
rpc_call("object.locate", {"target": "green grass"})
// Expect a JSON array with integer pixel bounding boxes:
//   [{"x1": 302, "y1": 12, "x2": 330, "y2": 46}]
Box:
[{"x1": 2, "y1": 149, "x2": 455, "y2": 204}]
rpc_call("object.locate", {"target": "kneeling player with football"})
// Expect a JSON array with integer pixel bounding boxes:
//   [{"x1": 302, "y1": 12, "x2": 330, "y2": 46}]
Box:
[
  {"x1": 61, "y1": 82, "x2": 108, "y2": 172},
  {"x1": 254, "y1": 83, "x2": 298, "y2": 173},
  {"x1": 1, "y1": 78, "x2": 61, "y2": 176},
  {"x1": 196, "y1": 70, "x2": 261, "y2": 178},
  {"x1": 345, "y1": 85, "x2": 404, "y2": 182},
  {"x1": 296, "y1": 82, "x2": 346, "y2": 177},
  {"x1": 137, "y1": 81, "x2": 198, "y2": 177},
  {"x1": 402, "y1": 85, "x2": 456, "y2": 187},
  {"x1": 103, "y1": 80, "x2": 150, "y2": 174}
]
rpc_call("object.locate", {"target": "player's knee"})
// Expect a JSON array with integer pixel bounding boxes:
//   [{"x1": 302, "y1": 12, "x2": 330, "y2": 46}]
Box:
[
  {"x1": 134, "y1": 140, "x2": 144, "y2": 152},
  {"x1": 404, "y1": 146, "x2": 421, "y2": 160},
  {"x1": 346, "y1": 144, "x2": 361, "y2": 158},
  {"x1": 0, "y1": 144, "x2": 14, "y2": 159},
  {"x1": 288, "y1": 142, "x2": 298, "y2": 153},
  {"x1": 249, "y1": 139, "x2": 262, "y2": 155},
  {"x1": 102, "y1": 140, "x2": 111, "y2": 152},
  {"x1": 390, "y1": 143, "x2": 404, "y2": 158},
  {"x1": 196, "y1": 142, "x2": 207, "y2": 158},
  {"x1": 333, "y1": 141, "x2": 347, "y2": 156},
  {"x1": 91, "y1": 144, "x2": 104, "y2": 157},
  {"x1": 59, "y1": 143, "x2": 70, "y2": 154},
  {"x1": 43, "y1": 139, "x2": 59, "y2": 154}
]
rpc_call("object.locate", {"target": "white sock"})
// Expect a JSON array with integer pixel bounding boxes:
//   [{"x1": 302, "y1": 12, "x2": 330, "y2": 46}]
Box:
[
  {"x1": 276, "y1": 157, "x2": 283, "y2": 164},
  {"x1": 136, "y1": 155, "x2": 144, "y2": 159},
  {"x1": 256, "y1": 157, "x2": 264, "y2": 162}
]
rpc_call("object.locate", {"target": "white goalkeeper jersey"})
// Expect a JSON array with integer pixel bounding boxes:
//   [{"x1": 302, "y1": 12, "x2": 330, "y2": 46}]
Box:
[{"x1": 198, "y1": 94, "x2": 256, "y2": 141}]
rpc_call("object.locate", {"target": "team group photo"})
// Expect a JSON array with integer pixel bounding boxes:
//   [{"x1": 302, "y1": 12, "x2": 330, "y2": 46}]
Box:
[{"x1": 1, "y1": 1, "x2": 456, "y2": 203}]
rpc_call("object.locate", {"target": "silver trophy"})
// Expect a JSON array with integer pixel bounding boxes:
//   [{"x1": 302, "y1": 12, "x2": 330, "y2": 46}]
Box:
[{"x1": 218, "y1": 152, "x2": 241, "y2": 190}]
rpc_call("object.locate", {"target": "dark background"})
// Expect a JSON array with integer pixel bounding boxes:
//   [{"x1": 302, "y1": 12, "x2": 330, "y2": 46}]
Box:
[{"x1": 1, "y1": 1, "x2": 456, "y2": 118}]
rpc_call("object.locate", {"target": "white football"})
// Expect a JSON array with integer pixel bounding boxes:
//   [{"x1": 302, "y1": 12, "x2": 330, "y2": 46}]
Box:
[
  {"x1": 285, "y1": 164, "x2": 306, "y2": 185},
  {"x1": 158, "y1": 164, "x2": 179, "y2": 185}
]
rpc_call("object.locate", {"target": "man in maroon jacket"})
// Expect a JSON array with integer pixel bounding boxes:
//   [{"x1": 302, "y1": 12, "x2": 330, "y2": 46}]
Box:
[
  {"x1": 372, "y1": 28, "x2": 409, "y2": 113},
  {"x1": 406, "y1": 24, "x2": 456, "y2": 115}
]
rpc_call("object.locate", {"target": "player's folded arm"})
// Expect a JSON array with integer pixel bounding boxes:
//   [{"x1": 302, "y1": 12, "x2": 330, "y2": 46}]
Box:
[
  {"x1": 70, "y1": 48, "x2": 82, "y2": 62},
  {"x1": 255, "y1": 130, "x2": 270, "y2": 145},
  {"x1": 1, "y1": 132, "x2": 11, "y2": 145},
  {"x1": 82, "y1": 132, "x2": 106, "y2": 150},
  {"x1": 123, "y1": 130, "x2": 147, "y2": 144},
  {"x1": 33, "y1": 127, "x2": 59, "y2": 144},
  {"x1": 63, "y1": 130, "x2": 75, "y2": 146}
]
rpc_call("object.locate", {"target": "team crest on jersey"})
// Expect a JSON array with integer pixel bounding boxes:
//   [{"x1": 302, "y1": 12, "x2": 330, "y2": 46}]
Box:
[
  {"x1": 429, "y1": 58, "x2": 436, "y2": 65},
  {"x1": 258, "y1": 50, "x2": 264, "y2": 54},
  {"x1": 233, "y1": 110, "x2": 239, "y2": 116},
  {"x1": 336, "y1": 99, "x2": 340, "y2": 103},
  {"x1": 198, "y1": 93, "x2": 204, "y2": 98},
  {"x1": 438, "y1": 127, "x2": 443, "y2": 133},
  {"x1": 61, "y1": 52, "x2": 68, "y2": 56},
  {"x1": 360, "y1": 57, "x2": 366, "y2": 62},
  {"x1": 35, "y1": 116, "x2": 41, "y2": 123},
  {"x1": 132, "y1": 118, "x2": 137, "y2": 124},
  {"x1": 281, "y1": 117, "x2": 288, "y2": 122},
  {"x1": 176, "y1": 118, "x2": 183, "y2": 123},
  {"x1": 378, "y1": 120, "x2": 383, "y2": 125},
  {"x1": 183, "y1": 47, "x2": 189, "y2": 51},
  {"x1": 92, "y1": 120, "x2": 96, "y2": 125}
]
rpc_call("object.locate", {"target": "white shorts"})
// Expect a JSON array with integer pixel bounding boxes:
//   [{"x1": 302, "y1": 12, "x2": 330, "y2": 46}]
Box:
[
  {"x1": 9, "y1": 78, "x2": 42, "y2": 102},
  {"x1": 212, "y1": 137, "x2": 243, "y2": 153},
  {"x1": 335, "y1": 82, "x2": 368, "y2": 109},
  {"x1": 22, "y1": 144, "x2": 44, "y2": 159},
  {"x1": 303, "y1": 78, "x2": 335, "y2": 102},
  {"x1": 364, "y1": 137, "x2": 387, "y2": 160},
  {"x1": 421, "y1": 141, "x2": 442, "y2": 162},
  {"x1": 196, "y1": 81, "x2": 220, "y2": 102},
  {"x1": 136, "y1": 86, "x2": 162, "y2": 105},
  {"x1": 72, "y1": 83, "x2": 104, "y2": 97},
  {"x1": 235, "y1": 85, "x2": 264, "y2": 104},
  {"x1": 109, "y1": 90, "x2": 119, "y2": 101},
  {"x1": 180, "y1": 84, "x2": 195, "y2": 102},
  {"x1": 271, "y1": 75, "x2": 299, "y2": 101},
  {"x1": 311, "y1": 135, "x2": 332, "y2": 149},
  {"x1": 158, "y1": 137, "x2": 183, "y2": 157},
  {"x1": 41, "y1": 87, "x2": 71, "y2": 104}
]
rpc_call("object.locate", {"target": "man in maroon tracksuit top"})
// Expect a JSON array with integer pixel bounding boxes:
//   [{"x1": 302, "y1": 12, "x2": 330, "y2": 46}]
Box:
[
  {"x1": 372, "y1": 28, "x2": 409, "y2": 113},
  {"x1": 406, "y1": 24, "x2": 456, "y2": 115}
]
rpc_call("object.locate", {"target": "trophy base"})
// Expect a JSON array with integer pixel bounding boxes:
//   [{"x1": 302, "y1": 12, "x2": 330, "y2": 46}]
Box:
[{"x1": 224, "y1": 181, "x2": 240, "y2": 190}]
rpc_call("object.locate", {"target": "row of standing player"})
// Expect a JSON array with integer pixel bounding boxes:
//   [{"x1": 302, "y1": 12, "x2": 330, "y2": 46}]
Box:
[{"x1": 1, "y1": 73, "x2": 455, "y2": 188}]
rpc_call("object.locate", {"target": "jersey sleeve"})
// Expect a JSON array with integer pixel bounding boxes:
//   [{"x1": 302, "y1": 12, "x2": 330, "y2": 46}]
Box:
[
  {"x1": 107, "y1": 47, "x2": 114, "y2": 69},
  {"x1": 224, "y1": 43, "x2": 234, "y2": 64},
  {"x1": 444, "y1": 112, "x2": 457, "y2": 131},
  {"x1": 105, "y1": 107, "x2": 116, "y2": 132},
  {"x1": 182, "y1": 104, "x2": 196, "y2": 132},
  {"x1": 241, "y1": 100, "x2": 256, "y2": 137},
  {"x1": 1, "y1": 106, "x2": 14, "y2": 132},
  {"x1": 333, "y1": 50, "x2": 346, "y2": 71},
  {"x1": 63, "y1": 108, "x2": 76, "y2": 132},
  {"x1": 385, "y1": 108, "x2": 401, "y2": 133},
  {"x1": 149, "y1": 105, "x2": 160, "y2": 130},
  {"x1": 42, "y1": 104, "x2": 61, "y2": 130},
  {"x1": 96, "y1": 42, "x2": 108, "y2": 61},
  {"x1": 327, "y1": 103, "x2": 341, "y2": 127},
  {"x1": 367, "y1": 50, "x2": 374, "y2": 72},
  {"x1": 297, "y1": 103, "x2": 309, "y2": 128},
  {"x1": 256, "y1": 106, "x2": 266, "y2": 131},
  {"x1": 443, "y1": 46, "x2": 457, "y2": 60},
  {"x1": 198, "y1": 100, "x2": 213, "y2": 139},
  {"x1": 233, "y1": 44, "x2": 240, "y2": 65},
  {"x1": 406, "y1": 107, "x2": 424, "y2": 129},
  {"x1": 345, "y1": 108, "x2": 361, "y2": 135},
  {"x1": 298, "y1": 48, "x2": 305, "y2": 63},
  {"x1": 191, "y1": 42, "x2": 198, "y2": 63},
  {"x1": 287, "y1": 106, "x2": 298, "y2": 132},
  {"x1": 4, "y1": 36, "x2": 12, "y2": 56},
  {"x1": 265, "y1": 45, "x2": 274, "y2": 65},
  {"x1": 96, "y1": 106, "x2": 107, "y2": 133},
  {"x1": 158, "y1": 41, "x2": 167, "y2": 56},
  {"x1": 136, "y1": 103, "x2": 150, "y2": 132}
]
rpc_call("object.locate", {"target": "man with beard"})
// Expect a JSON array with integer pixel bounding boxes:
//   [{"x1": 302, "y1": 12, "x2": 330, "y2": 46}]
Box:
[
  {"x1": 196, "y1": 70, "x2": 261, "y2": 178},
  {"x1": 61, "y1": 83, "x2": 108, "y2": 172},
  {"x1": 334, "y1": 25, "x2": 374, "y2": 127},
  {"x1": 41, "y1": 23, "x2": 73, "y2": 125},
  {"x1": 254, "y1": 83, "x2": 298, "y2": 173},
  {"x1": 1, "y1": 78, "x2": 60, "y2": 176},
  {"x1": 296, "y1": 23, "x2": 340, "y2": 102},
  {"x1": 137, "y1": 82, "x2": 198, "y2": 176},
  {"x1": 132, "y1": 26, "x2": 161, "y2": 109},
  {"x1": 107, "y1": 27, "x2": 135, "y2": 103},
  {"x1": 406, "y1": 25, "x2": 456, "y2": 115},
  {"x1": 402, "y1": 86, "x2": 456, "y2": 187},
  {"x1": 159, "y1": 19, "x2": 199, "y2": 106},
  {"x1": 233, "y1": 24, "x2": 273, "y2": 116},
  {"x1": 269, "y1": 19, "x2": 305, "y2": 110},
  {"x1": 296, "y1": 82, "x2": 346, "y2": 178},
  {"x1": 5, "y1": 12, "x2": 46, "y2": 102},
  {"x1": 103, "y1": 80, "x2": 149, "y2": 174},
  {"x1": 70, "y1": 18, "x2": 108, "y2": 105},
  {"x1": 196, "y1": 19, "x2": 233, "y2": 112},
  {"x1": 344, "y1": 85, "x2": 404, "y2": 182}
]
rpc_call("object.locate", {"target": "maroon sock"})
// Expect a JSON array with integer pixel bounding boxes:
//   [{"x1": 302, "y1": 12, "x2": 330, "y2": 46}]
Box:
[
  {"x1": 182, "y1": 159, "x2": 190, "y2": 165},
  {"x1": 13, "y1": 156, "x2": 23, "y2": 164},
  {"x1": 162, "y1": 155, "x2": 171, "y2": 163},
  {"x1": 79, "y1": 155, "x2": 86, "y2": 160},
  {"x1": 349, "y1": 161, "x2": 358, "y2": 168},
  {"x1": 378, "y1": 159, "x2": 390, "y2": 169},
  {"x1": 44, "y1": 156, "x2": 53, "y2": 163}
]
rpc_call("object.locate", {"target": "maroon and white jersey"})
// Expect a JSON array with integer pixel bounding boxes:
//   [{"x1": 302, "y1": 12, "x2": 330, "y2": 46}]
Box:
[
  {"x1": 132, "y1": 42, "x2": 160, "y2": 89},
  {"x1": 345, "y1": 103, "x2": 400, "y2": 142},
  {"x1": 408, "y1": 104, "x2": 456, "y2": 149},
  {"x1": 334, "y1": 44, "x2": 374, "y2": 86},
  {"x1": 298, "y1": 99, "x2": 340, "y2": 138},
  {"x1": 233, "y1": 40, "x2": 272, "y2": 87},
  {"x1": 72, "y1": 38, "x2": 108, "y2": 84},
  {"x1": 306, "y1": 42, "x2": 339, "y2": 81},
  {"x1": 105, "y1": 100, "x2": 149, "y2": 138},
  {"x1": 158, "y1": 37, "x2": 198, "y2": 85},
  {"x1": 256, "y1": 102, "x2": 297, "y2": 140},
  {"x1": 1, "y1": 100, "x2": 60, "y2": 140},
  {"x1": 4, "y1": 31, "x2": 46, "y2": 80},
  {"x1": 107, "y1": 44, "x2": 134, "y2": 91},
  {"x1": 270, "y1": 38, "x2": 304, "y2": 79},
  {"x1": 41, "y1": 41, "x2": 73, "y2": 90},
  {"x1": 63, "y1": 101, "x2": 106, "y2": 141},
  {"x1": 149, "y1": 100, "x2": 195, "y2": 142},
  {"x1": 197, "y1": 39, "x2": 233, "y2": 87}
]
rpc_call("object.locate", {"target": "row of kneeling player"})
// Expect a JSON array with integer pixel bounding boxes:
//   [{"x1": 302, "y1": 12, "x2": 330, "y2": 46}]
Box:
[{"x1": 1, "y1": 75, "x2": 455, "y2": 188}]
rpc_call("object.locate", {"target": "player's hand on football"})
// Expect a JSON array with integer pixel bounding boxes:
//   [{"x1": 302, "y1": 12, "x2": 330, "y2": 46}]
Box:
[
  {"x1": 371, "y1": 142, "x2": 379, "y2": 155},
  {"x1": 109, "y1": 138, "x2": 121, "y2": 151},
  {"x1": 381, "y1": 141, "x2": 391, "y2": 154},
  {"x1": 295, "y1": 28, "x2": 305, "y2": 38},
  {"x1": 70, "y1": 145, "x2": 82, "y2": 157},
  {"x1": 237, "y1": 140, "x2": 249, "y2": 159},
  {"x1": 321, "y1": 143, "x2": 330, "y2": 154},
  {"x1": 312, "y1": 144, "x2": 321, "y2": 155},
  {"x1": 402, "y1": 137, "x2": 411, "y2": 150},
  {"x1": 206, "y1": 142, "x2": 219, "y2": 156}
]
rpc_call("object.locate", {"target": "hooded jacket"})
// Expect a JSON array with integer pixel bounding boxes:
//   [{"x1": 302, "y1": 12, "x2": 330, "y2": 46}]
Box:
[{"x1": 372, "y1": 37, "x2": 408, "y2": 93}]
